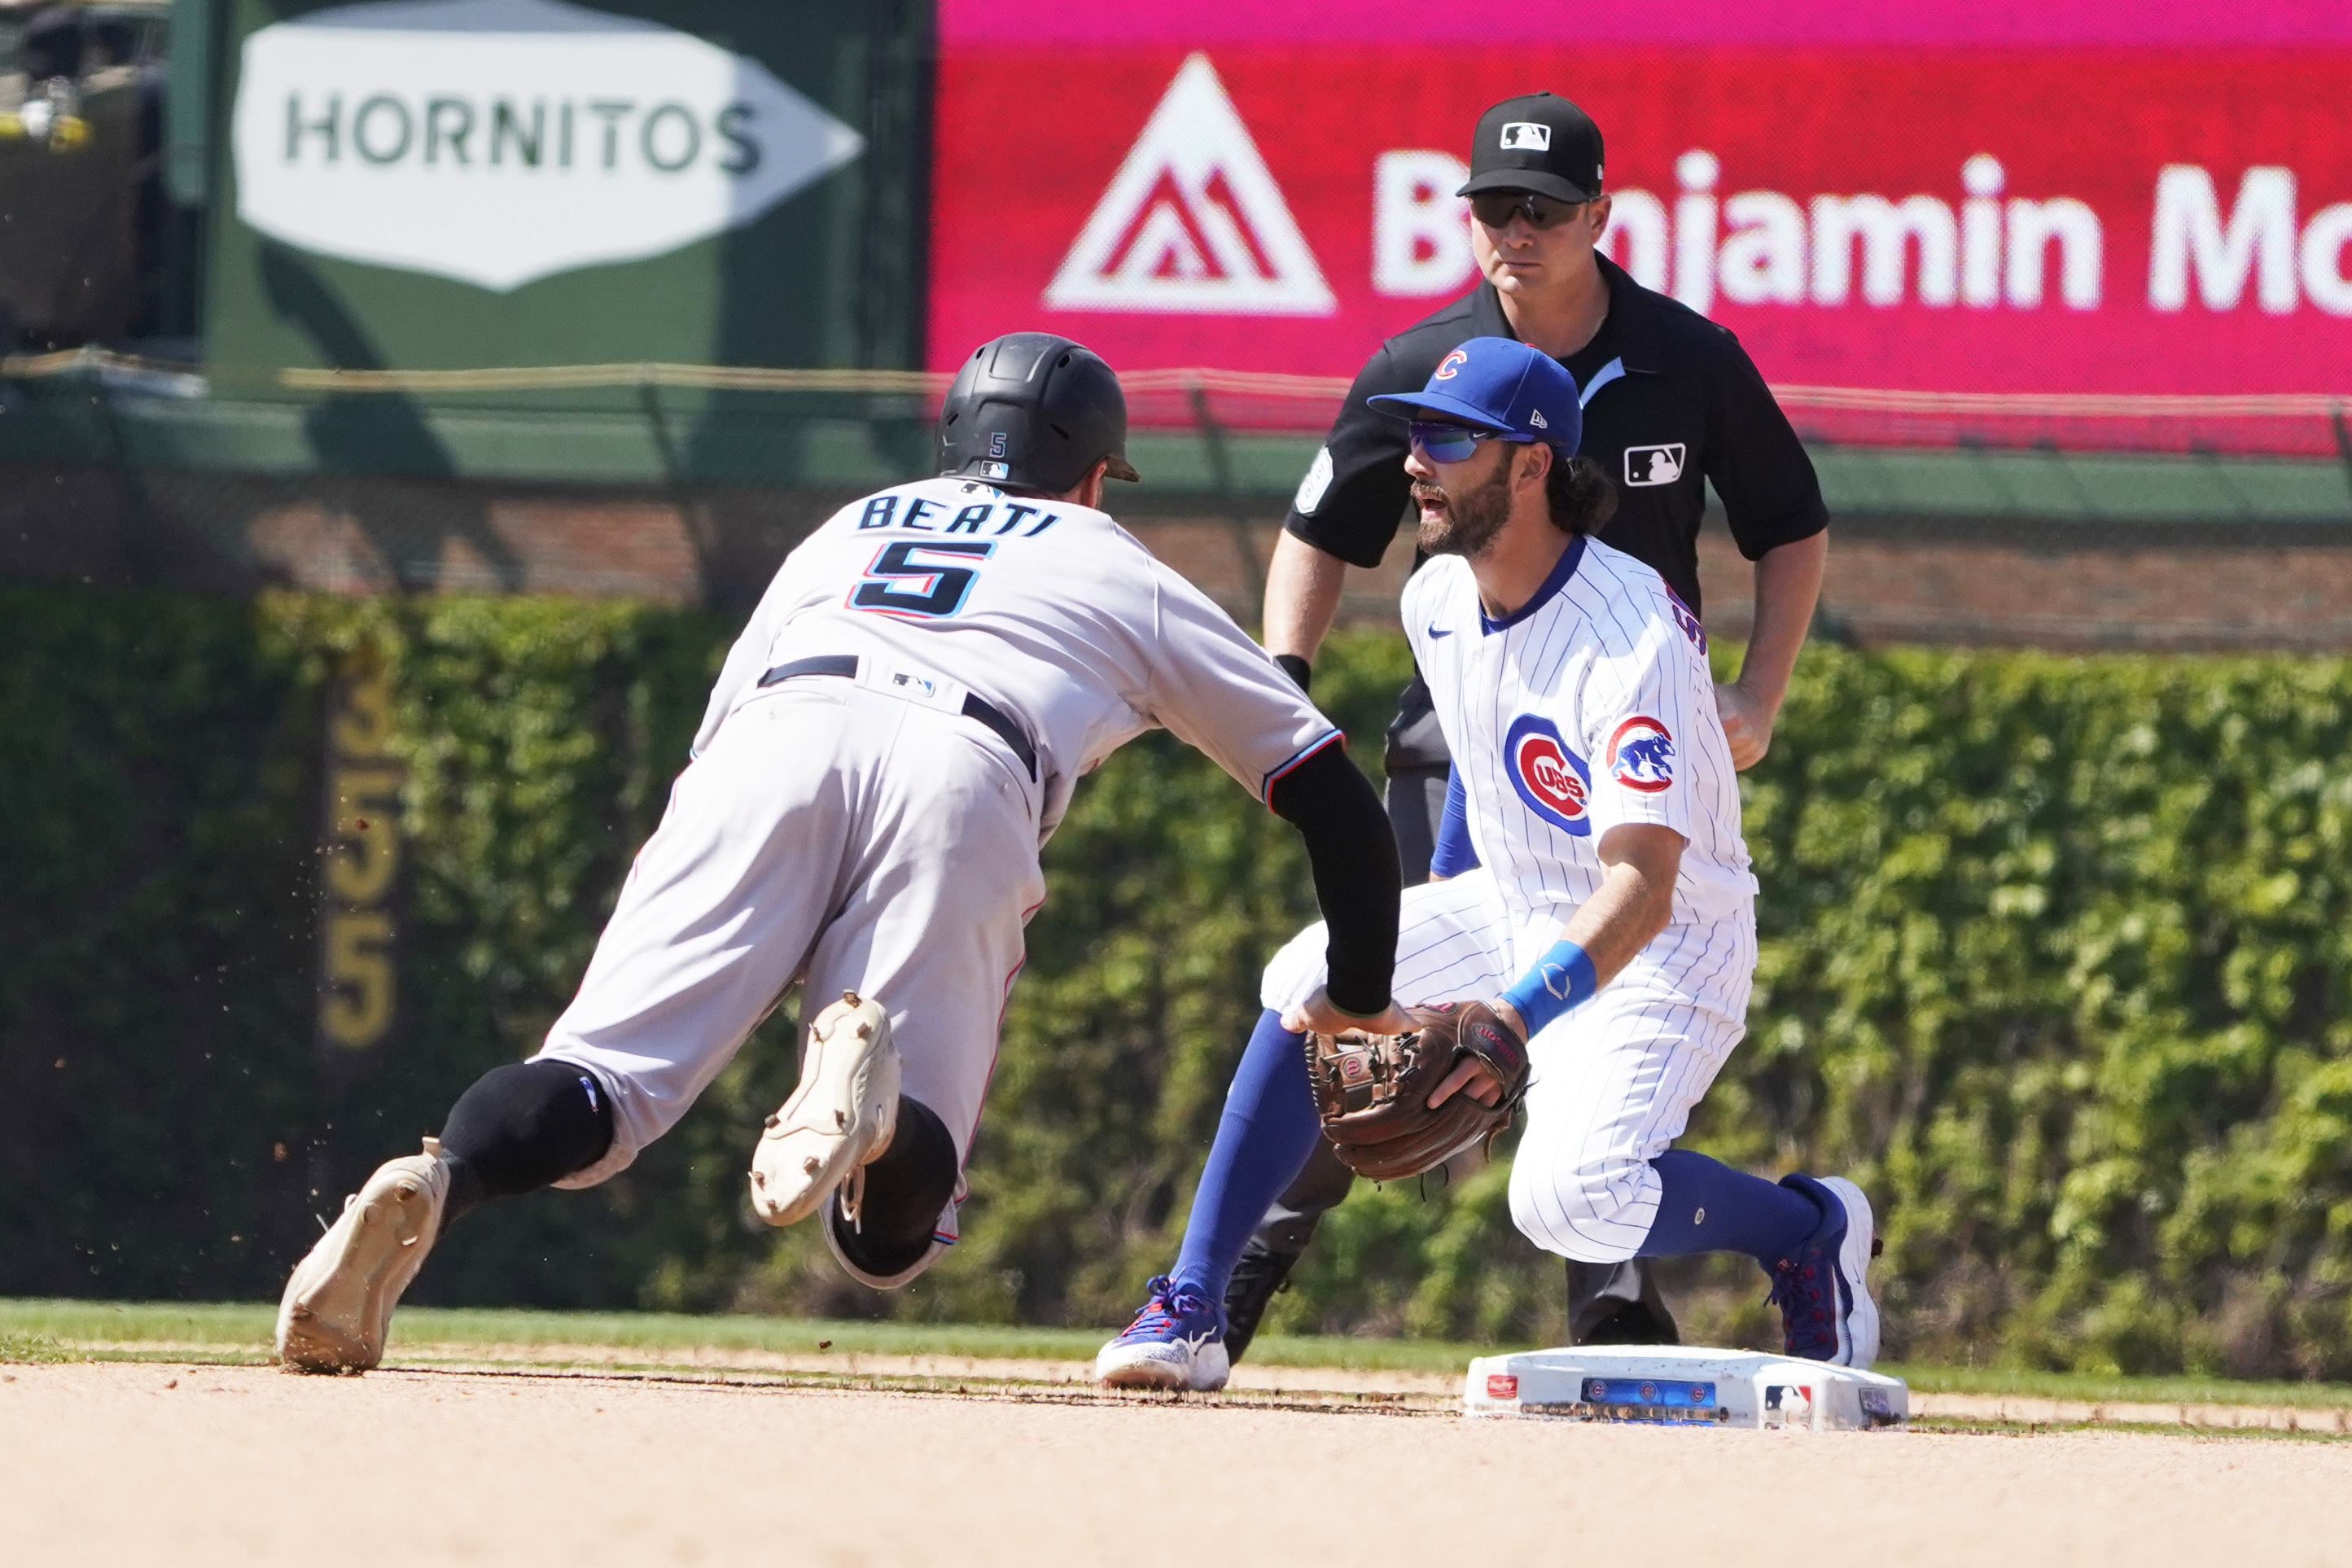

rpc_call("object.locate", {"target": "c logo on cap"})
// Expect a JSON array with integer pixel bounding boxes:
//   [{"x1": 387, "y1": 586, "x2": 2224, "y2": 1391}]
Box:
[{"x1": 1434, "y1": 348, "x2": 1468, "y2": 381}]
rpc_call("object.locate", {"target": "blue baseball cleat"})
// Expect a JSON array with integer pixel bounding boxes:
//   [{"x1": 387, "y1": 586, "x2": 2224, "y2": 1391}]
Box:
[
  {"x1": 1767, "y1": 1174, "x2": 1881, "y2": 1369},
  {"x1": 1094, "y1": 1275, "x2": 1231, "y2": 1391}
]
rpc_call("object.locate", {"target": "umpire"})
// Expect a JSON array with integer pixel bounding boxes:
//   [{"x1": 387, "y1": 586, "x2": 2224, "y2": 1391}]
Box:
[{"x1": 1237, "y1": 91, "x2": 1830, "y2": 1357}]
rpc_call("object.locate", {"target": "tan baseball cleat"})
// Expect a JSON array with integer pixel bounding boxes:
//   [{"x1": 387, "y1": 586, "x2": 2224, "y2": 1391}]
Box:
[
  {"x1": 275, "y1": 1137, "x2": 453, "y2": 1374},
  {"x1": 749, "y1": 991, "x2": 900, "y2": 1229}
]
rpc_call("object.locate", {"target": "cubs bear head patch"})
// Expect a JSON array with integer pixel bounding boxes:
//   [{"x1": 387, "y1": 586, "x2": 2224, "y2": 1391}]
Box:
[{"x1": 1606, "y1": 716, "x2": 1675, "y2": 793}]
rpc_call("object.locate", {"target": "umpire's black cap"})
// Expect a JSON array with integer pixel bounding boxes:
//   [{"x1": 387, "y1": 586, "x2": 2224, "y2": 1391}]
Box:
[
  {"x1": 1456, "y1": 93, "x2": 1605, "y2": 205},
  {"x1": 938, "y1": 333, "x2": 1142, "y2": 494}
]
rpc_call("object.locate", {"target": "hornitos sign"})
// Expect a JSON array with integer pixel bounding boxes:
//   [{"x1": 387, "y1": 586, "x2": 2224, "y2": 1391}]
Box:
[{"x1": 232, "y1": 0, "x2": 865, "y2": 291}]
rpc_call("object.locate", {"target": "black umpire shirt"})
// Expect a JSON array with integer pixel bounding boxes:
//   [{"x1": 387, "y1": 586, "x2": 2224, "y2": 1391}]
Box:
[{"x1": 1285, "y1": 253, "x2": 1828, "y2": 771}]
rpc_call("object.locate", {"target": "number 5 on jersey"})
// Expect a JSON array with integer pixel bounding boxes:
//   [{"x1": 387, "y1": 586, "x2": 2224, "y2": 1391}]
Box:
[{"x1": 849, "y1": 541, "x2": 996, "y2": 620}]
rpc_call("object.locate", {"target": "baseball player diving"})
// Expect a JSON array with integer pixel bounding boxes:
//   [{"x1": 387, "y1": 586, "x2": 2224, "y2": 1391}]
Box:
[
  {"x1": 274, "y1": 333, "x2": 1403, "y2": 1373},
  {"x1": 1097, "y1": 338, "x2": 1877, "y2": 1391}
]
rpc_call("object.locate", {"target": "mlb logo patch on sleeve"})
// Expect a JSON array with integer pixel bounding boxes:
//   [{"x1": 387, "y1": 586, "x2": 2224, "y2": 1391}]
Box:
[{"x1": 1623, "y1": 445, "x2": 1686, "y2": 487}]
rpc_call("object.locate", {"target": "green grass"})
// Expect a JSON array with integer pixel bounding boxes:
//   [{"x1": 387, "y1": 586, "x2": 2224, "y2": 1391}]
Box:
[
  {"x1": 0, "y1": 1299, "x2": 1474, "y2": 1371},
  {"x1": 1875, "y1": 1363, "x2": 2352, "y2": 1411},
  {"x1": 0, "y1": 1329, "x2": 73, "y2": 1364},
  {"x1": 9, "y1": 1301, "x2": 2352, "y2": 1409}
]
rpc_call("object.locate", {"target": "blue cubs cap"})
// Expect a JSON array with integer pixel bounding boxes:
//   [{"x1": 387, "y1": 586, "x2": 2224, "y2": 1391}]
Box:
[{"x1": 1364, "y1": 336, "x2": 1583, "y2": 453}]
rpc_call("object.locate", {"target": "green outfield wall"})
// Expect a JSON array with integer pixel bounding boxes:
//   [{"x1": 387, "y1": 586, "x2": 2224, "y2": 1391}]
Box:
[{"x1": 4, "y1": 584, "x2": 2350, "y2": 1377}]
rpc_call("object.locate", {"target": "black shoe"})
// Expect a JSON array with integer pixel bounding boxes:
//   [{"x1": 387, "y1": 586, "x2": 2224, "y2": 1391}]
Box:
[
  {"x1": 1220, "y1": 1242, "x2": 1302, "y2": 1364},
  {"x1": 1575, "y1": 1299, "x2": 1681, "y2": 1346},
  {"x1": 1566, "y1": 1257, "x2": 1680, "y2": 1347}
]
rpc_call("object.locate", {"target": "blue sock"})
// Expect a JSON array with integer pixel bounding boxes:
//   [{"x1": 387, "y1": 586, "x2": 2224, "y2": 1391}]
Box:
[
  {"x1": 1169, "y1": 1010, "x2": 1324, "y2": 1304},
  {"x1": 1636, "y1": 1149, "x2": 1824, "y2": 1264}
]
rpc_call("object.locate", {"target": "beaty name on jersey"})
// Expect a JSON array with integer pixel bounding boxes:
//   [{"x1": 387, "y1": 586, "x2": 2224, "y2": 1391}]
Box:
[{"x1": 856, "y1": 493, "x2": 1062, "y2": 538}]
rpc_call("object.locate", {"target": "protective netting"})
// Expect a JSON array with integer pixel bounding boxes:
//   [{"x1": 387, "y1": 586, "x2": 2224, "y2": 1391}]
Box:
[
  {"x1": 1772, "y1": 388, "x2": 2350, "y2": 461},
  {"x1": 7, "y1": 349, "x2": 2345, "y2": 457}
]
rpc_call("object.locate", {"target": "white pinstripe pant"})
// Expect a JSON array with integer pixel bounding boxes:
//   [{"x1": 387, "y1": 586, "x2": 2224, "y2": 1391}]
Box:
[{"x1": 1261, "y1": 867, "x2": 1756, "y2": 1264}]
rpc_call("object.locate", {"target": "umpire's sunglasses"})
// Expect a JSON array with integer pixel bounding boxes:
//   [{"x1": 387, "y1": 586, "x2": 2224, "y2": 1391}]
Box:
[
  {"x1": 1469, "y1": 191, "x2": 1587, "y2": 230},
  {"x1": 1408, "y1": 421, "x2": 1533, "y2": 464}
]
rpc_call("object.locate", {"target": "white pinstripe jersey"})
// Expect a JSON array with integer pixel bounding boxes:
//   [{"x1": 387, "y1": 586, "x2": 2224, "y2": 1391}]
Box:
[{"x1": 1404, "y1": 535, "x2": 1757, "y2": 928}]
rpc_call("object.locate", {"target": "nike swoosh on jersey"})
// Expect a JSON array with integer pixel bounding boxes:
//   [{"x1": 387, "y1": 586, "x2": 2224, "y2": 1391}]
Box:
[{"x1": 1426, "y1": 624, "x2": 1455, "y2": 638}]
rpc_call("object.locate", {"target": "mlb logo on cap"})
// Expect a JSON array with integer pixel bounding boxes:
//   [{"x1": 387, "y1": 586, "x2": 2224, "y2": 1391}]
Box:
[{"x1": 1459, "y1": 91, "x2": 1604, "y2": 205}]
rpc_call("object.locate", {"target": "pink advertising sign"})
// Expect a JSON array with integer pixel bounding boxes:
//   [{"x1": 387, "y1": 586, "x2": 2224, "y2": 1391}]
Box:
[{"x1": 929, "y1": 2, "x2": 2352, "y2": 403}]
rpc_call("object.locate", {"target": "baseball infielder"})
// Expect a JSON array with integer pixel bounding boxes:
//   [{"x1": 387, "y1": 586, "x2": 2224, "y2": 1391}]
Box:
[
  {"x1": 274, "y1": 334, "x2": 1403, "y2": 1373},
  {"x1": 1097, "y1": 338, "x2": 1876, "y2": 1391}
]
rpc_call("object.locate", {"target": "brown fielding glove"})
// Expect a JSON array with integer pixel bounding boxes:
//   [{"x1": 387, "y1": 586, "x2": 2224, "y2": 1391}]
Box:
[{"x1": 1303, "y1": 1001, "x2": 1532, "y2": 1182}]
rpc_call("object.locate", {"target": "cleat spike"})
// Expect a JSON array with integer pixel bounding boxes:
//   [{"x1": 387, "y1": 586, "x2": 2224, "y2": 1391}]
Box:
[{"x1": 747, "y1": 989, "x2": 899, "y2": 1232}]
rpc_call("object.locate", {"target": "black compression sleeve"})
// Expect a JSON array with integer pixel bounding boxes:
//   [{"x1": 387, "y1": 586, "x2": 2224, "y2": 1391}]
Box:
[
  {"x1": 1268, "y1": 744, "x2": 1399, "y2": 1017},
  {"x1": 437, "y1": 1059, "x2": 615, "y2": 1224},
  {"x1": 829, "y1": 1094, "x2": 960, "y2": 1279}
]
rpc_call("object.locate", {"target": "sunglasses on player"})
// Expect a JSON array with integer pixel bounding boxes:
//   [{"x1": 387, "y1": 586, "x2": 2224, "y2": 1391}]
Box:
[
  {"x1": 1468, "y1": 191, "x2": 1588, "y2": 230},
  {"x1": 1408, "y1": 421, "x2": 1534, "y2": 464}
]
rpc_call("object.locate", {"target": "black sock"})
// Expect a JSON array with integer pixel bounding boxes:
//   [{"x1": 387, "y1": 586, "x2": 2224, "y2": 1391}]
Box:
[
  {"x1": 830, "y1": 1095, "x2": 959, "y2": 1279},
  {"x1": 437, "y1": 1060, "x2": 615, "y2": 1226}
]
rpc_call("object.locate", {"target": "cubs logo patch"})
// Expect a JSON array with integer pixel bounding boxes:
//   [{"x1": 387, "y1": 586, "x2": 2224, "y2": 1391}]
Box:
[
  {"x1": 1434, "y1": 348, "x2": 1468, "y2": 380},
  {"x1": 1606, "y1": 716, "x2": 1675, "y2": 793},
  {"x1": 1503, "y1": 715, "x2": 1591, "y2": 835}
]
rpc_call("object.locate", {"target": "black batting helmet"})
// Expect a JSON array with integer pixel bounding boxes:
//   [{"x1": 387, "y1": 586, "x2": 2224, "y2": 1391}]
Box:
[{"x1": 937, "y1": 333, "x2": 1141, "y2": 493}]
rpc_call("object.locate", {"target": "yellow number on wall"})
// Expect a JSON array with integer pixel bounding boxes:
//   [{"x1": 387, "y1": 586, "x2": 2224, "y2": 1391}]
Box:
[{"x1": 320, "y1": 910, "x2": 396, "y2": 1049}]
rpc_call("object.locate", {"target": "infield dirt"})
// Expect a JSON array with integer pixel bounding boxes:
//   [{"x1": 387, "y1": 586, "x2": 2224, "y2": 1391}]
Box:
[{"x1": 6, "y1": 1360, "x2": 2346, "y2": 1566}]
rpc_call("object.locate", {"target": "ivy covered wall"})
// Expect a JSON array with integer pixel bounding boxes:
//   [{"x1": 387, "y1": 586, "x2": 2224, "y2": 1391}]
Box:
[{"x1": 3, "y1": 585, "x2": 2348, "y2": 1377}]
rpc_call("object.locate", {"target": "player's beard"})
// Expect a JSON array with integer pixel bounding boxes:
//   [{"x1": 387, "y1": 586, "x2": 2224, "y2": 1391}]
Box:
[{"x1": 1413, "y1": 458, "x2": 1513, "y2": 560}]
